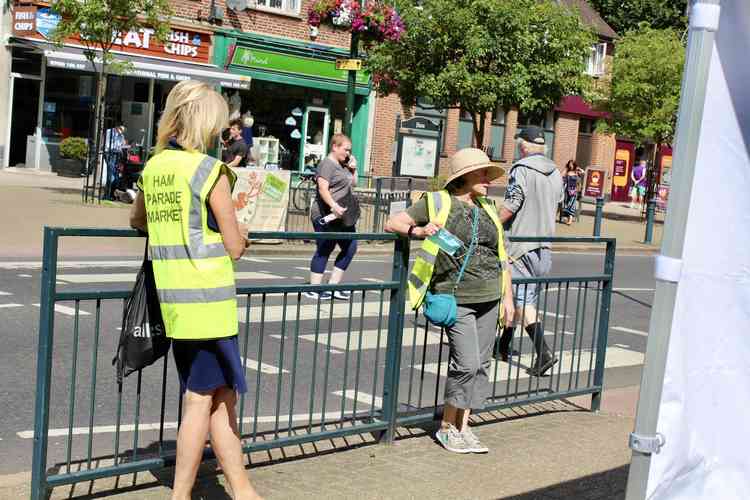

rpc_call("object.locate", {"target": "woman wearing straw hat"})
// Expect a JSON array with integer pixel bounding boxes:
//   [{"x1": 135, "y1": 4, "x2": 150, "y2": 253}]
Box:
[{"x1": 385, "y1": 148, "x2": 515, "y2": 454}]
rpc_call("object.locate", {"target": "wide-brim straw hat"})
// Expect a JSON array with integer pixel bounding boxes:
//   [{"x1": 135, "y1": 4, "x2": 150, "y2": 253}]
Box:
[{"x1": 443, "y1": 148, "x2": 505, "y2": 189}]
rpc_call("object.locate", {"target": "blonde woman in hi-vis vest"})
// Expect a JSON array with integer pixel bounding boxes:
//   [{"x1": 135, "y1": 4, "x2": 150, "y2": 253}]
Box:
[
  {"x1": 385, "y1": 148, "x2": 515, "y2": 454},
  {"x1": 130, "y1": 80, "x2": 262, "y2": 500}
]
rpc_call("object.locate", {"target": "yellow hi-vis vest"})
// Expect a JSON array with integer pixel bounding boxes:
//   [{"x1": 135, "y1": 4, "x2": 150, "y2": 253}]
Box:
[
  {"x1": 140, "y1": 149, "x2": 238, "y2": 340},
  {"x1": 407, "y1": 190, "x2": 509, "y2": 310}
]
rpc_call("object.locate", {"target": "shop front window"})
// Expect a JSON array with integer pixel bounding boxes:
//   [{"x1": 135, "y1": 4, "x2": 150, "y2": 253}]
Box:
[
  {"x1": 222, "y1": 81, "x2": 306, "y2": 170},
  {"x1": 42, "y1": 68, "x2": 95, "y2": 141}
]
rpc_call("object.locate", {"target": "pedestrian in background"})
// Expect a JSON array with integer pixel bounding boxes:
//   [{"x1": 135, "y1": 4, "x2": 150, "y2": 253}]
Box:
[
  {"x1": 561, "y1": 159, "x2": 584, "y2": 225},
  {"x1": 103, "y1": 124, "x2": 127, "y2": 200},
  {"x1": 495, "y1": 126, "x2": 563, "y2": 377},
  {"x1": 222, "y1": 118, "x2": 249, "y2": 169},
  {"x1": 385, "y1": 148, "x2": 515, "y2": 454},
  {"x1": 630, "y1": 159, "x2": 648, "y2": 209},
  {"x1": 306, "y1": 133, "x2": 360, "y2": 301},
  {"x1": 129, "y1": 80, "x2": 261, "y2": 500}
]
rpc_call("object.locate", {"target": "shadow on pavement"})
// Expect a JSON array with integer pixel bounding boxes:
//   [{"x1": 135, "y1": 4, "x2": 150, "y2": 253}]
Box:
[{"x1": 500, "y1": 464, "x2": 629, "y2": 500}]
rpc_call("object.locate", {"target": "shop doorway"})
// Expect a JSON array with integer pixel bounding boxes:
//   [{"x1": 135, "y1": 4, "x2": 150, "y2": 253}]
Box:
[
  {"x1": 8, "y1": 77, "x2": 41, "y2": 167},
  {"x1": 610, "y1": 140, "x2": 635, "y2": 202},
  {"x1": 300, "y1": 106, "x2": 330, "y2": 170}
]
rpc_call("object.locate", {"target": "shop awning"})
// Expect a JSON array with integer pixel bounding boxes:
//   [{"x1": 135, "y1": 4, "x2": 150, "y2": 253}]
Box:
[{"x1": 43, "y1": 47, "x2": 251, "y2": 90}]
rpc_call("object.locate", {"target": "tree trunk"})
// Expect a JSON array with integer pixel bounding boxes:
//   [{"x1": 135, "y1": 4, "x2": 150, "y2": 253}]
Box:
[
  {"x1": 92, "y1": 67, "x2": 108, "y2": 202},
  {"x1": 471, "y1": 112, "x2": 486, "y2": 150}
]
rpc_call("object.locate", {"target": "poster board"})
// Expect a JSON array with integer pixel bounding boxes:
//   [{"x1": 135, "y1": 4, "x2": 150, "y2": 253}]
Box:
[
  {"x1": 582, "y1": 167, "x2": 607, "y2": 200},
  {"x1": 232, "y1": 168, "x2": 290, "y2": 235},
  {"x1": 398, "y1": 136, "x2": 439, "y2": 177},
  {"x1": 393, "y1": 116, "x2": 442, "y2": 178},
  {"x1": 612, "y1": 148, "x2": 630, "y2": 187}
]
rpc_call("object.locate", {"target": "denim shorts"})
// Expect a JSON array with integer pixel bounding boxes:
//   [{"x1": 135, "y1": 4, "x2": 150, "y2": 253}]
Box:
[{"x1": 510, "y1": 248, "x2": 552, "y2": 307}]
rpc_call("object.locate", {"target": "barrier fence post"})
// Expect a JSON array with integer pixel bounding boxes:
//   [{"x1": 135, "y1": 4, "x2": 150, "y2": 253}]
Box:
[
  {"x1": 380, "y1": 235, "x2": 409, "y2": 443},
  {"x1": 373, "y1": 177, "x2": 383, "y2": 233},
  {"x1": 644, "y1": 198, "x2": 656, "y2": 243},
  {"x1": 593, "y1": 197, "x2": 604, "y2": 237},
  {"x1": 591, "y1": 238, "x2": 616, "y2": 412},
  {"x1": 31, "y1": 228, "x2": 59, "y2": 500}
]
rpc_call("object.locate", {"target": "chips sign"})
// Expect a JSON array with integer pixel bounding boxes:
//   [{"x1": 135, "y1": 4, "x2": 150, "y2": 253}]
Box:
[
  {"x1": 583, "y1": 168, "x2": 607, "y2": 199},
  {"x1": 335, "y1": 58, "x2": 362, "y2": 71},
  {"x1": 12, "y1": 6, "x2": 36, "y2": 35}
]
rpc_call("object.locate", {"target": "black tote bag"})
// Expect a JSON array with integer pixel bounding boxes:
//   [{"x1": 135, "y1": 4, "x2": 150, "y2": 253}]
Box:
[{"x1": 113, "y1": 245, "x2": 170, "y2": 382}]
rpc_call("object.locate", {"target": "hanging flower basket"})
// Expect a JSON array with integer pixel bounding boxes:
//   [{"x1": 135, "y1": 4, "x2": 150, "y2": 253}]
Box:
[{"x1": 308, "y1": 0, "x2": 405, "y2": 44}]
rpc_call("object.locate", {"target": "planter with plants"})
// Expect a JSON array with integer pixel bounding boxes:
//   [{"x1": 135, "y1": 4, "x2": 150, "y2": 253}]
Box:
[{"x1": 57, "y1": 137, "x2": 88, "y2": 177}]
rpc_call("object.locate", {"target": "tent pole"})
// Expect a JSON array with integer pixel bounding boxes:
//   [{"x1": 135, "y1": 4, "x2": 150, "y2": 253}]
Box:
[{"x1": 625, "y1": 1, "x2": 721, "y2": 498}]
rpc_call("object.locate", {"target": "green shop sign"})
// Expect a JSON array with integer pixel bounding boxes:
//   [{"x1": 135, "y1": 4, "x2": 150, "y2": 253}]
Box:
[{"x1": 231, "y1": 47, "x2": 369, "y2": 86}]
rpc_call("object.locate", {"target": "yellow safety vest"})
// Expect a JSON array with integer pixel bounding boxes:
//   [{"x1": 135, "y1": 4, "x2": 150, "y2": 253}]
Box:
[
  {"x1": 140, "y1": 149, "x2": 238, "y2": 340},
  {"x1": 407, "y1": 190, "x2": 509, "y2": 311}
]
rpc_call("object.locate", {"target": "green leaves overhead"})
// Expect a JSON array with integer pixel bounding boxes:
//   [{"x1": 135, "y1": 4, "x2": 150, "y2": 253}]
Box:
[
  {"x1": 597, "y1": 25, "x2": 685, "y2": 146},
  {"x1": 368, "y1": 0, "x2": 595, "y2": 146},
  {"x1": 589, "y1": 0, "x2": 687, "y2": 34}
]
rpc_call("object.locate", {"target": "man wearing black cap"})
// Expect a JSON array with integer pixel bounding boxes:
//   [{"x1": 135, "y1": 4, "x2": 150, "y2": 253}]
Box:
[{"x1": 494, "y1": 125, "x2": 563, "y2": 377}]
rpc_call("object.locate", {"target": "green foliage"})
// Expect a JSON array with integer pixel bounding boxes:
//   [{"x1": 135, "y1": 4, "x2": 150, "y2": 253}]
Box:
[
  {"x1": 59, "y1": 137, "x2": 88, "y2": 161},
  {"x1": 596, "y1": 25, "x2": 685, "y2": 146},
  {"x1": 589, "y1": 0, "x2": 687, "y2": 34},
  {"x1": 367, "y1": 0, "x2": 595, "y2": 147},
  {"x1": 50, "y1": 0, "x2": 172, "y2": 69}
]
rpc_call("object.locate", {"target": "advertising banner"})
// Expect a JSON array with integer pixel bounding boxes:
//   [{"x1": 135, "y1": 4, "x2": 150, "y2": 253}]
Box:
[
  {"x1": 583, "y1": 168, "x2": 606, "y2": 199},
  {"x1": 232, "y1": 169, "x2": 291, "y2": 234},
  {"x1": 613, "y1": 148, "x2": 630, "y2": 187}
]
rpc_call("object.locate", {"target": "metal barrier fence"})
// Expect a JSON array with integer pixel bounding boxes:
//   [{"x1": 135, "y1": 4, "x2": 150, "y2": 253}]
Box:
[
  {"x1": 31, "y1": 228, "x2": 614, "y2": 500},
  {"x1": 286, "y1": 177, "x2": 413, "y2": 233}
]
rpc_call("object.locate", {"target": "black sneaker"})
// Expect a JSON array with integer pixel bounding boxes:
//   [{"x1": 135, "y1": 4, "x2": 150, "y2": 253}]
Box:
[{"x1": 333, "y1": 290, "x2": 351, "y2": 301}]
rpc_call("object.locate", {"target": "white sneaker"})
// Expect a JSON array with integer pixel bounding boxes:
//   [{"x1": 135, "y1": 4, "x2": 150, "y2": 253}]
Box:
[
  {"x1": 462, "y1": 427, "x2": 489, "y2": 454},
  {"x1": 302, "y1": 291, "x2": 332, "y2": 300},
  {"x1": 435, "y1": 424, "x2": 471, "y2": 454}
]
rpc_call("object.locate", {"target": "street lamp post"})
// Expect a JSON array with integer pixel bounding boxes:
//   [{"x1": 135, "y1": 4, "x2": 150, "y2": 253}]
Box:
[{"x1": 344, "y1": 33, "x2": 359, "y2": 138}]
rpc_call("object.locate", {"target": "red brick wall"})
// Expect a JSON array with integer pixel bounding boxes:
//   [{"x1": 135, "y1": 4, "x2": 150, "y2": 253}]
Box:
[
  {"x1": 590, "y1": 131, "x2": 616, "y2": 194},
  {"x1": 368, "y1": 93, "x2": 407, "y2": 177},
  {"x1": 503, "y1": 108, "x2": 519, "y2": 163},
  {"x1": 553, "y1": 112, "x2": 579, "y2": 170},
  {"x1": 170, "y1": 0, "x2": 351, "y2": 49}
]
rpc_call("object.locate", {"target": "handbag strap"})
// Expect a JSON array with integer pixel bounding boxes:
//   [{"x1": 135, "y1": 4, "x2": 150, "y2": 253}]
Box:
[{"x1": 452, "y1": 206, "x2": 480, "y2": 293}]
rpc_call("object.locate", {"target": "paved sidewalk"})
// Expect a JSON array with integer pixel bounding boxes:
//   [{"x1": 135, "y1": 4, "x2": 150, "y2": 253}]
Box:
[
  {"x1": 0, "y1": 169, "x2": 662, "y2": 258},
  {"x1": 0, "y1": 387, "x2": 639, "y2": 500}
]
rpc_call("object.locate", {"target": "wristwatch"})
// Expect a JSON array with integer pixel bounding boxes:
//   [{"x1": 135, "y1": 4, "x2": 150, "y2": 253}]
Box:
[{"x1": 407, "y1": 225, "x2": 416, "y2": 238}]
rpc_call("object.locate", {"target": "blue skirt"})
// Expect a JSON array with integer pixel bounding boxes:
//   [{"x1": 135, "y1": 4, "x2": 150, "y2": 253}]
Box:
[{"x1": 172, "y1": 336, "x2": 248, "y2": 394}]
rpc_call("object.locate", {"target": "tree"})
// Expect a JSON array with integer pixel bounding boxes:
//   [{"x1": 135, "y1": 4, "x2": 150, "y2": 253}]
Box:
[
  {"x1": 366, "y1": 0, "x2": 595, "y2": 149},
  {"x1": 596, "y1": 25, "x2": 685, "y2": 151},
  {"x1": 51, "y1": 0, "x2": 172, "y2": 200},
  {"x1": 589, "y1": 0, "x2": 687, "y2": 34}
]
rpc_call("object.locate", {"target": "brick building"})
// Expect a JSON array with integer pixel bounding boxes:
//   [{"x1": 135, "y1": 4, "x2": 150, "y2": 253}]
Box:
[{"x1": 2, "y1": 0, "x2": 642, "y2": 201}]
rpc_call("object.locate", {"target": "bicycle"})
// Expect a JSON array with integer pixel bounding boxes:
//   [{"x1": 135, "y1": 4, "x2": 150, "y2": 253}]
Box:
[{"x1": 292, "y1": 166, "x2": 317, "y2": 212}]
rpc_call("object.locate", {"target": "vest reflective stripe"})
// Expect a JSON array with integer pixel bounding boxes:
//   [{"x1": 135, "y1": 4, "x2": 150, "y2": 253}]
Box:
[
  {"x1": 143, "y1": 150, "x2": 237, "y2": 340},
  {"x1": 150, "y1": 243, "x2": 227, "y2": 260},
  {"x1": 157, "y1": 285, "x2": 237, "y2": 304},
  {"x1": 408, "y1": 190, "x2": 509, "y2": 310},
  {"x1": 414, "y1": 248, "x2": 437, "y2": 265}
]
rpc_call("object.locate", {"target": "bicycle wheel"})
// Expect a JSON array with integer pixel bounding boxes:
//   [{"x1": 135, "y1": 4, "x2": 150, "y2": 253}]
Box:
[{"x1": 292, "y1": 179, "x2": 315, "y2": 212}]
